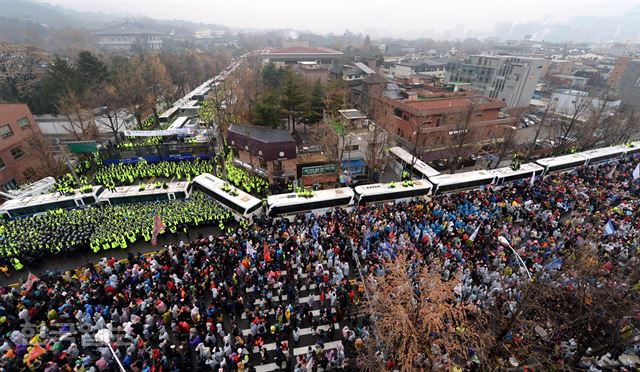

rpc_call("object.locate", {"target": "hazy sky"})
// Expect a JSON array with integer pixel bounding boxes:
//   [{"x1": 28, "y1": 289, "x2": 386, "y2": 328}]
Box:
[{"x1": 46, "y1": 0, "x2": 638, "y2": 37}]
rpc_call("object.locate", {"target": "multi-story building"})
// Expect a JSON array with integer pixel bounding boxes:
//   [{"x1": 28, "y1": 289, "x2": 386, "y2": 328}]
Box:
[
  {"x1": 261, "y1": 41, "x2": 343, "y2": 67},
  {"x1": 92, "y1": 21, "x2": 163, "y2": 51},
  {"x1": 0, "y1": 104, "x2": 52, "y2": 192},
  {"x1": 550, "y1": 89, "x2": 621, "y2": 120},
  {"x1": 390, "y1": 58, "x2": 449, "y2": 80},
  {"x1": 608, "y1": 56, "x2": 632, "y2": 88},
  {"x1": 226, "y1": 124, "x2": 297, "y2": 191},
  {"x1": 617, "y1": 59, "x2": 640, "y2": 109},
  {"x1": 545, "y1": 59, "x2": 575, "y2": 78},
  {"x1": 445, "y1": 55, "x2": 544, "y2": 109},
  {"x1": 369, "y1": 87, "x2": 516, "y2": 160}
]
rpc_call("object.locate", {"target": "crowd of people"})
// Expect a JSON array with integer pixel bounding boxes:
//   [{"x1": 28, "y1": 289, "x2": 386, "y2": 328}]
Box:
[
  {"x1": 93, "y1": 159, "x2": 215, "y2": 189},
  {"x1": 0, "y1": 155, "x2": 638, "y2": 370},
  {"x1": 0, "y1": 192, "x2": 233, "y2": 268}
]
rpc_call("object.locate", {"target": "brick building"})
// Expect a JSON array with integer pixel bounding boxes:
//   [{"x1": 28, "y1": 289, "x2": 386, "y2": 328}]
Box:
[
  {"x1": 0, "y1": 104, "x2": 51, "y2": 192},
  {"x1": 608, "y1": 56, "x2": 631, "y2": 88},
  {"x1": 226, "y1": 124, "x2": 297, "y2": 191},
  {"x1": 370, "y1": 88, "x2": 516, "y2": 160}
]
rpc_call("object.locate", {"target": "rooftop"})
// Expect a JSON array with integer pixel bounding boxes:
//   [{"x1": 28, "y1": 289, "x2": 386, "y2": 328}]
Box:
[
  {"x1": 92, "y1": 21, "x2": 162, "y2": 36},
  {"x1": 339, "y1": 109, "x2": 366, "y2": 120},
  {"x1": 228, "y1": 124, "x2": 294, "y2": 143},
  {"x1": 261, "y1": 46, "x2": 343, "y2": 56}
]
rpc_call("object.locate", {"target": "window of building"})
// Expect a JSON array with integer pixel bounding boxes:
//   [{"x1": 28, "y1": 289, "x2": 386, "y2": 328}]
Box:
[
  {"x1": 17, "y1": 117, "x2": 30, "y2": 129},
  {"x1": 0, "y1": 157, "x2": 4, "y2": 170},
  {"x1": 10, "y1": 147, "x2": 24, "y2": 160},
  {"x1": 273, "y1": 160, "x2": 283, "y2": 172},
  {"x1": 260, "y1": 158, "x2": 267, "y2": 170},
  {"x1": 345, "y1": 145, "x2": 359, "y2": 151},
  {"x1": 0, "y1": 124, "x2": 14, "y2": 138},
  {"x1": 23, "y1": 167, "x2": 37, "y2": 180},
  {"x1": 1, "y1": 179, "x2": 18, "y2": 192},
  {"x1": 393, "y1": 108, "x2": 404, "y2": 118},
  {"x1": 232, "y1": 148, "x2": 239, "y2": 158}
]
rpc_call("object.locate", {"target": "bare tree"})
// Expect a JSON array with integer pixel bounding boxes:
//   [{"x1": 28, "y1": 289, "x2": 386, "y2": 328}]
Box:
[
  {"x1": 364, "y1": 253, "x2": 488, "y2": 371},
  {"x1": 491, "y1": 125, "x2": 519, "y2": 169},
  {"x1": 0, "y1": 43, "x2": 44, "y2": 102},
  {"x1": 525, "y1": 100, "x2": 555, "y2": 161},
  {"x1": 582, "y1": 89, "x2": 620, "y2": 147},
  {"x1": 549, "y1": 92, "x2": 589, "y2": 155},
  {"x1": 445, "y1": 98, "x2": 479, "y2": 174},
  {"x1": 27, "y1": 125, "x2": 65, "y2": 177},
  {"x1": 199, "y1": 81, "x2": 240, "y2": 179},
  {"x1": 56, "y1": 89, "x2": 98, "y2": 141}
]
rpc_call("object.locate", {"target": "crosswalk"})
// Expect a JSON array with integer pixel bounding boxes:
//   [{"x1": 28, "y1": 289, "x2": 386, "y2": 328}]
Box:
[{"x1": 235, "y1": 261, "x2": 351, "y2": 371}]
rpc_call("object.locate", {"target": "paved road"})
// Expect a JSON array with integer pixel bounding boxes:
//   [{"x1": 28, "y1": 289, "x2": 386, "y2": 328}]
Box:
[{"x1": 0, "y1": 224, "x2": 226, "y2": 287}]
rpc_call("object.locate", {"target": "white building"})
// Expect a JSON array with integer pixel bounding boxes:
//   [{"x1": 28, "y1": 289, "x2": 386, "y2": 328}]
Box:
[
  {"x1": 446, "y1": 55, "x2": 544, "y2": 109},
  {"x1": 550, "y1": 89, "x2": 621, "y2": 120},
  {"x1": 92, "y1": 22, "x2": 163, "y2": 51},
  {"x1": 35, "y1": 110, "x2": 136, "y2": 155}
]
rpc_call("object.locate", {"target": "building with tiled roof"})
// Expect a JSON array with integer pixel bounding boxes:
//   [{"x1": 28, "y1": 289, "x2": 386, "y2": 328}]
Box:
[
  {"x1": 92, "y1": 21, "x2": 163, "y2": 51},
  {"x1": 261, "y1": 41, "x2": 343, "y2": 66}
]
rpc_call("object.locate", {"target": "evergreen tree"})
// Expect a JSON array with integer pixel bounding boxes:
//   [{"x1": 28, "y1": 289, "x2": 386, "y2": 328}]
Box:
[
  {"x1": 31, "y1": 56, "x2": 82, "y2": 114},
  {"x1": 261, "y1": 62, "x2": 285, "y2": 91},
  {"x1": 76, "y1": 51, "x2": 108, "y2": 88},
  {"x1": 280, "y1": 69, "x2": 308, "y2": 132},
  {"x1": 252, "y1": 91, "x2": 282, "y2": 128},
  {"x1": 304, "y1": 78, "x2": 325, "y2": 124}
]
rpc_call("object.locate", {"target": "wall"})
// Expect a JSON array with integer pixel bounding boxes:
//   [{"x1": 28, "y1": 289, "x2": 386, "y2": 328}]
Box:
[{"x1": 0, "y1": 104, "x2": 50, "y2": 191}]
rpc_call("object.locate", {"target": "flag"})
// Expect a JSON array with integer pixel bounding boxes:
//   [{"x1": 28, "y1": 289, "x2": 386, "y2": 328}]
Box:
[
  {"x1": 603, "y1": 219, "x2": 615, "y2": 237},
  {"x1": 607, "y1": 162, "x2": 617, "y2": 179},
  {"x1": 469, "y1": 225, "x2": 480, "y2": 242},
  {"x1": 27, "y1": 344, "x2": 46, "y2": 367},
  {"x1": 633, "y1": 163, "x2": 640, "y2": 180},
  {"x1": 263, "y1": 241, "x2": 271, "y2": 262},
  {"x1": 529, "y1": 172, "x2": 535, "y2": 188},
  {"x1": 151, "y1": 213, "x2": 166, "y2": 247},
  {"x1": 544, "y1": 257, "x2": 563, "y2": 271},
  {"x1": 22, "y1": 273, "x2": 39, "y2": 293}
]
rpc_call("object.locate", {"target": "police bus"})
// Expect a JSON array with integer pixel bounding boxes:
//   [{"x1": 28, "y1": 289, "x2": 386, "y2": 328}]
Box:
[
  {"x1": 191, "y1": 174, "x2": 262, "y2": 223},
  {"x1": 355, "y1": 179, "x2": 433, "y2": 205},
  {"x1": 429, "y1": 170, "x2": 496, "y2": 195},
  {"x1": 579, "y1": 146, "x2": 625, "y2": 165},
  {"x1": 534, "y1": 153, "x2": 588, "y2": 175},
  {"x1": 490, "y1": 163, "x2": 545, "y2": 186},
  {"x1": 266, "y1": 187, "x2": 355, "y2": 221},
  {"x1": 0, "y1": 186, "x2": 105, "y2": 219},
  {"x1": 388, "y1": 146, "x2": 440, "y2": 179},
  {"x1": 97, "y1": 182, "x2": 190, "y2": 206}
]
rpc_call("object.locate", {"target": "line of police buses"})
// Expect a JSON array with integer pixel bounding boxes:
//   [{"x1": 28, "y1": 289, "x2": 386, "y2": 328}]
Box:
[{"x1": 2, "y1": 142, "x2": 638, "y2": 224}]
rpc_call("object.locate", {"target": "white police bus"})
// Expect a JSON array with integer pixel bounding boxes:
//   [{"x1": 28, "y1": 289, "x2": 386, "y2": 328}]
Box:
[
  {"x1": 490, "y1": 163, "x2": 545, "y2": 186},
  {"x1": 355, "y1": 180, "x2": 433, "y2": 205},
  {"x1": 388, "y1": 146, "x2": 441, "y2": 179},
  {"x1": 191, "y1": 174, "x2": 262, "y2": 223},
  {"x1": 429, "y1": 170, "x2": 496, "y2": 195},
  {"x1": 534, "y1": 153, "x2": 588, "y2": 175},
  {"x1": 0, "y1": 186, "x2": 105, "y2": 219},
  {"x1": 98, "y1": 182, "x2": 190, "y2": 206},
  {"x1": 267, "y1": 187, "x2": 355, "y2": 221}
]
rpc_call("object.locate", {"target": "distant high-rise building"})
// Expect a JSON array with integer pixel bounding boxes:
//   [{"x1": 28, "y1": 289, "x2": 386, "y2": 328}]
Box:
[
  {"x1": 618, "y1": 59, "x2": 640, "y2": 109},
  {"x1": 445, "y1": 55, "x2": 544, "y2": 109}
]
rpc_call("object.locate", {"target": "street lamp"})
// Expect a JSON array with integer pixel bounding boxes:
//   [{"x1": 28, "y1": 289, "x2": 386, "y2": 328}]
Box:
[
  {"x1": 95, "y1": 329, "x2": 126, "y2": 372},
  {"x1": 498, "y1": 236, "x2": 532, "y2": 280}
]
